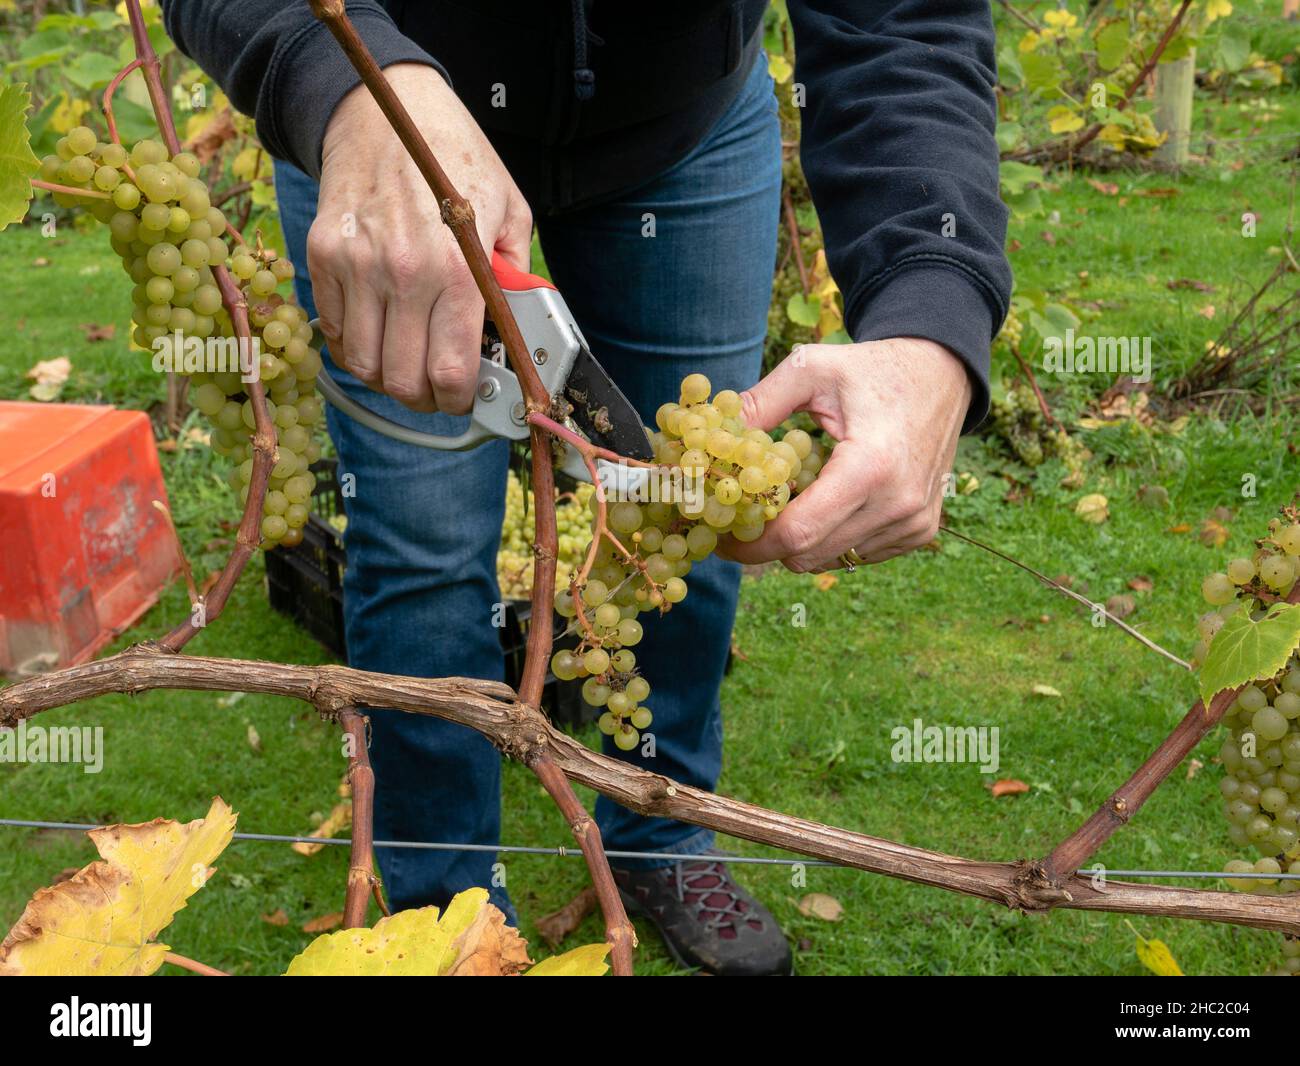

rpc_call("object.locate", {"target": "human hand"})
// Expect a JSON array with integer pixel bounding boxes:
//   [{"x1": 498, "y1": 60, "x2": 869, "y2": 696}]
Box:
[
  {"x1": 308, "y1": 63, "x2": 533, "y2": 413},
  {"x1": 720, "y1": 338, "x2": 972, "y2": 571}
]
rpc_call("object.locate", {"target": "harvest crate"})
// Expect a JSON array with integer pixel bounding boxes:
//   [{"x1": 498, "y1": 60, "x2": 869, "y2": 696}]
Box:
[
  {"x1": 264, "y1": 458, "x2": 591, "y2": 725},
  {"x1": 0, "y1": 401, "x2": 180, "y2": 673}
]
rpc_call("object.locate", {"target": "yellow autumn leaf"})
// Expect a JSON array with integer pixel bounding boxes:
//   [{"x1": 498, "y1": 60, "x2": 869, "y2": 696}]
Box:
[
  {"x1": 525, "y1": 942, "x2": 611, "y2": 976},
  {"x1": 1018, "y1": 30, "x2": 1043, "y2": 53},
  {"x1": 766, "y1": 52, "x2": 793, "y2": 84},
  {"x1": 182, "y1": 92, "x2": 231, "y2": 145},
  {"x1": 1047, "y1": 106, "x2": 1085, "y2": 134},
  {"x1": 1076, "y1": 493, "x2": 1109, "y2": 524},
  {"x1": 1204, "y1": 0, "x2": 1232, "y2": 24},
  {"x1": 1126, "y1": 920, "x2": 1184, "y2": 975},
  {"x1": 0, "y1": 797, "x2": 236, "y2": 976},
  {"x1": 1044, "y1": 8, "x2": 1078, "y2": 29},
  {"x1": 50, "y1": 94, "x2": 91, "y2": 135},
  {"x1": 1097, "y1": 124, "x2": 1127, "y2": 150},
  {"x1": 286, "y1": 890, "x2": 485, "y2": 976},
  {"x1": 291, "y1": 799, "x2": 352, "y2": 856},
  {"x1": 808, "y1": 249, "x2": 844, "y2": 337},
  {"x1": 285, "y1": 887, "x2": 588, "y2": 976},
  {"x1": 231, "y1": 146, "x2": 261, "y2": 182}
]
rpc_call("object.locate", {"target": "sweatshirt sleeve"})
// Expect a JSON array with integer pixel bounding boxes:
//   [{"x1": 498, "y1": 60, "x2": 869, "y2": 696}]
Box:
[
  {"x1": 160, "y1": 0, "x2": 446, "y2": 180},
  {"x1": 787, "y1": 0, "x2": 1012, "y2": 431}
]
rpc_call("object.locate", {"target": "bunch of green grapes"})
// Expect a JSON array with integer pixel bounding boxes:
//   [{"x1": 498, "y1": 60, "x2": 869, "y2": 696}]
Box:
[
  {"x1": 496, "y1": 470, "x2": 595, "y2": 600},
  {"x1": 36, "y1": 127, "x2": 323, "y2": 549},
  {"x1": 1198, "y1": 513, "x2": 1300, "y2": 975},
  {"x1": 995, "y1": 307, "x2": 1023, "y2": 350},
  {"x1": 549, "y1": 372, "x2": 826, "y2": 752},
  {"x1": 988, "y1": 382, "x2": 1086, "y2": 473}
]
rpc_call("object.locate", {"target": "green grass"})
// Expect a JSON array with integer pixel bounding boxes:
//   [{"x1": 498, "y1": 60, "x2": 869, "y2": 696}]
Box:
[{"x1": 2, "y1": 69, "x2": 1299, "y2": 975}]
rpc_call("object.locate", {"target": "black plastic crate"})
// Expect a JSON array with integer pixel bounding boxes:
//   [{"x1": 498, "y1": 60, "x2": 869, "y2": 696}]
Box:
[
  {"x1": 264, "y1": 457, "x2": 592, "y2": 724},
  {"x1": 265, "y1": 460, "x2": 348, "y2": 659}
]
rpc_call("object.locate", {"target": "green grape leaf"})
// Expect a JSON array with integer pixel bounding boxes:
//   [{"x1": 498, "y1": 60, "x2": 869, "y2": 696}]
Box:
[
  {"x1": 995, "y1": 121, "x2": 1023, "y2": 153},
  {"x1": 0, "y1": 81, "x2": 41, "y2": 231},
  {"x1": 998, "y1": 160, "x2": 1043, "y2": 197},
  {"x1": 1021, "y1": 50, "x2": 1062, "y2": 93},
  {"x1": 1198, "y1": 603, "x2": 1300, "y2": 704},
  {"x1": 786, "y1": 293, "x2": 821, "y2": 327},
  {"x1": 64, "y1": 51, "x2": 123, "y2": 91},
  {"x1": 1095, "y1": 21, "x2": 1130, "y2": 72},
  {"x1": 1214, "y1": 24, "x2": 1252, "y2": 73}
]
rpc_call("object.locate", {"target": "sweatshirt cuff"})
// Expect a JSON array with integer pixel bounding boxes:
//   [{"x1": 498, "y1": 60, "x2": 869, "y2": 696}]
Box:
[
  {"x1": 848, "y1": 265, "x2": 997, "y2": 434},
  {"x1": 259, "y1": 4, "x2": 447, "y2": 180}
]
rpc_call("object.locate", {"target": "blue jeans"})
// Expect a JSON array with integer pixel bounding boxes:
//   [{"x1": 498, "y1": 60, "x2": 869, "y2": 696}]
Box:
[{"x1": 274, "y1": 57, "x2": 780, "y2": 912}]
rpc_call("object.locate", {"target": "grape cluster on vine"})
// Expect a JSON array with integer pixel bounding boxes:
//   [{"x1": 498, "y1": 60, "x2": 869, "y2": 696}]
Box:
[
  {"x1": 497, "y1": 471, "x2": 594, "y2": 600},
  {"x1": 988, "y1": 382, "x2": 1087, "y2": 472},
  {"x1": 1198, "y1": 512, "x2": 1300, "y2": 975},
  {"x1": 550, "y1": 373, "x2": 826, "y2": 751},
  {"x1": 36, "y1": 127, "x2": 323, "y2": 549}
]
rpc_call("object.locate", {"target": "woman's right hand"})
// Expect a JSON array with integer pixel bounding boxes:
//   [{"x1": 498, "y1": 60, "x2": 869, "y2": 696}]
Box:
[{"x1": 308, "y1": 62, "x2": 533, "y2": 413}]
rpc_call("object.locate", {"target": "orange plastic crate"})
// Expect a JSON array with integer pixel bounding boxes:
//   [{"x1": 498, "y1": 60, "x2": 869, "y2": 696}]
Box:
[{"x1": 0, "y1": 401, "x2": 180, "y2": 673}]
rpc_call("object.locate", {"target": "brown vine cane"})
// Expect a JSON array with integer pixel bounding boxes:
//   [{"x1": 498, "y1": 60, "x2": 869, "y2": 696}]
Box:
[
  {"x1": 305, "y1": 0, "x2": 635, "y2": 972},
  {"x1": 3, "y1": 645, "x2": 1298, "y2": 937}
]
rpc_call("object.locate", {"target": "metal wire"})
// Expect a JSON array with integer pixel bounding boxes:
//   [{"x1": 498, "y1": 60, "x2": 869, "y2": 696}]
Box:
[{"x1": 3, "y1": 818, "x2": 1299, "y2": 879}]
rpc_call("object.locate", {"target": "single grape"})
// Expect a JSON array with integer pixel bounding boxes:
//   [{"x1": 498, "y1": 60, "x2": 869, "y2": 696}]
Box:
[
  {"x1": 583, "y1": 647, "x2": 611, "y2": 675},
  {"x1": 1227, "y1": 557, "x2": 1256, "y2": 585},
  {"x1": 551, "y1": 650, "x2": 580, "y2": 681},
  {"x1": 609, "y1": 502, "x2": 642, "y2": 533},
  {"x1": 1279, "y1": 524, "x2": 1300, "y2": 556},
  {"x1": 1202, "y1": 573, "x2": 1236, "y2": 606},
  {"x1": 67, "y1": 126, "x2": 97, "y2": 155},
  {"x1": 146, "y1": 242, "x2": 181, "y2": 276},
  {"x1": 663, "y1": 577, "x2": 687, "y2": 603},
  {"x1": 713, "y1": 389, "x2": 742, "y2": 417},
  {"x1": 613, "y1": 725, "x2": 640, "y2": 751},
  {"x1": 581, "y1": 678, "x2": 611, "y2": 706},
  {"x1": 680, "y1": 373, "x2": 711, "y2": 404},
  {"x1": 110, "y1": 182, "x2": 141, "y2": 211},
  {"x1": 1261, "y1": 554, "x2": 1296, "y2": 591}
]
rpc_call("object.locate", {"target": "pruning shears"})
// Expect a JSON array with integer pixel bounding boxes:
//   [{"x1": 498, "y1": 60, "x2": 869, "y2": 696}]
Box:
[{"x1": 310, "y1": 252, "x2": 654, "y2": 483}]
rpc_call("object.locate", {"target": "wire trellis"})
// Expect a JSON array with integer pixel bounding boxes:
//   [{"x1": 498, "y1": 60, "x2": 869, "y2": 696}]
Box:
[{"x1": 3, "y1": 818, "x2": 1298, "y2": 881}]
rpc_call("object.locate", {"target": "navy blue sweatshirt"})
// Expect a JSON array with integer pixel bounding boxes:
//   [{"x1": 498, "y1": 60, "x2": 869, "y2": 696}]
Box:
[{"x1": 161, "y1": 0, "x2": 1011, "y2": 429}]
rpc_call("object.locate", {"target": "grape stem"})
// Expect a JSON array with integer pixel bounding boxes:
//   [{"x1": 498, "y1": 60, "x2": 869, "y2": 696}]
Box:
[
  {"x1": 306, "y1": 0, "x2": 635, "y2": 975},
  {"x1": 101, "y1": 58, "x2": 142, "y2": 166},
  {"x1": 163, "y1": 952, "x2": 229, "y2": 977},
  {"x1": 527, "y1": 411, "x2": 660, "y2": 470},
  {"x1": 340, "y1": 709, "x2": 387, "y2": 927},
  {"x1": 159, "y1": 265, "x2": 278, "y2": 651},
  {"x1": 123, "y1": 0, "x2": 181, "y2": 155},
  {"x1": 32, "y1": 179, "x2": 112, "y2": 200},
  {"x1": 567, "y1": 444, "x2": 662, "y2": 651}
]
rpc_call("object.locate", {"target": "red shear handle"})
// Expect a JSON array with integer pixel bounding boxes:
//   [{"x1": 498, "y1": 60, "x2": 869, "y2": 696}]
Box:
[{"x1": 491, "y1": 249, "x2": 556, "y2": 292}]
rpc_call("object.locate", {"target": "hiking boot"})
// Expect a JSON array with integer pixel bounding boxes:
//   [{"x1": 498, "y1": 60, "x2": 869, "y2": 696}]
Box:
[{"x1": 613, "y1": 857, "x2": 793, "y2": 976}]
